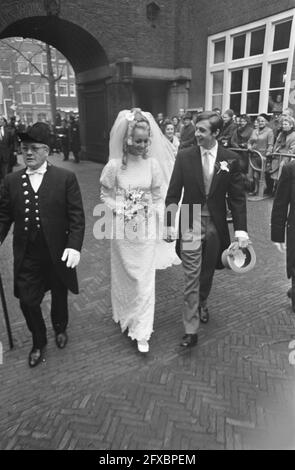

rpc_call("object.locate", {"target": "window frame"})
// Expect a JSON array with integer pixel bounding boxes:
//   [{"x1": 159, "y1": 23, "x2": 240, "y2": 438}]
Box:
[
  {"x1": 34, "y1": 84, "x2": 46, "y2": 105},
  {"x1": 20, "y1": 84, "x2": 32, "y2": 104},
  {"x1": 58, "y1": 82, "x2": 68, "y2": 97},
  {"x1": 206, "y1": 9, "x2": 295, "y2": 116},
  {"x1": 69, "y1": 83, "x2": 76, "y2": 97}
]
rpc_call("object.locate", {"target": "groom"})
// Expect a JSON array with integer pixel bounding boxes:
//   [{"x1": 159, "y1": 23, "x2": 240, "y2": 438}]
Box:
[{"x1": 165, "y1": 111, "x2": 248, "y2": 347}]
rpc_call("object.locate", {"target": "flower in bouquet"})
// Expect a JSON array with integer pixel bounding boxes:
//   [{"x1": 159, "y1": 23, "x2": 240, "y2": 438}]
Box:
[{"x1": 116, "y1": 188, "x2": 149, "y2": 225}]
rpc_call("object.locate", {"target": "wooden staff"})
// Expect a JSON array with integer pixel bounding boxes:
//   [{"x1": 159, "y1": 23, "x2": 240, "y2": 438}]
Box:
[{"x1": 0, "y1": 273, "x2": 13, "y2": 349}]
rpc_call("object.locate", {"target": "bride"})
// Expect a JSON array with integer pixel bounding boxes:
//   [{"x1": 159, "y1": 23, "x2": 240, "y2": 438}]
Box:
[{"x1": 100, "y1": 109, "x2": 181, "y2": 353}]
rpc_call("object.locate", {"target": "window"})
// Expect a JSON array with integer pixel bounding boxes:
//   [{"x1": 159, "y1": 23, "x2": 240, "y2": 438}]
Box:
[
  {"x1": 230, "y1": 70, "x2": 243, "y2": 114},
  {"x1": 20, "y1": 84, "x2": 31, "y2": 104},
  {"x1": 206, "y1": 11, "x2": 295, "y2": 116},
  {"x1": 16, "y1": 57, "x2": 29, "y2": 74},
  {"x1": 69, "y1": 83, "x2": 76, "y2": 97},
  {"x1": 273, "y1": 20, "x2": 292, "y2": 51},
  {"x1": 50, "y1": 48, "x2": 56, "y2": 61},
  {"x1": 232, "y1": 34, "x2": 246, "y2": 60},
  {"x1": 59, "y1": 83, "x2": 68, "y2": 96},
  {"x1": 214, "y1": 40, "x2": 225, "y2": 64},
  {"x1": 247, "y1": 66, "x2": 262, "y2": 114},
  {"x1": 59, "y1": 64, "x2": 68, "y2": 79},
  {"x1": 268, "y1": 61, "x2": 287, "y2": 113},
  {"x1": 0, "y1": 57, "x2": 11, "y2": 75},
  {"x1": 69, "y1": 65, "x2": 75, "y2": 78},
  {"x1": 32, "y1": 54, "x2": 42, "y2": 75},
  {"x1": 52, "y1": 64, "x2": 58, "y2": 78},
  {"x1": 34, "y1": 84, "x2": 46, "y2": 104},
  {"x1": 250, "y1": 28, "x2": 265, "y2": 56}
]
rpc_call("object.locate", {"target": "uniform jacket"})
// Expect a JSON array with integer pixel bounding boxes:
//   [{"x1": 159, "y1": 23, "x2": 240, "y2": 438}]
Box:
[
  {"x1": 165, "y1": 144, "x2": 247, "y2": 268},
  {"x1": 0, "y1": 163, "x2": 85, "y2": 296}
]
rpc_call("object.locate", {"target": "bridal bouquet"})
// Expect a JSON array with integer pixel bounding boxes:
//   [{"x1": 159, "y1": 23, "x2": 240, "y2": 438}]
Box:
[{"x1": 116, "y1": 188, "x2": 149, "y2": 226}]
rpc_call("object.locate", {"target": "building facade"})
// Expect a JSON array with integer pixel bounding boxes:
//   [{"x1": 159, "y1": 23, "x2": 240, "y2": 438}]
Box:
[
  {"x1": 0, "y1": 37, "x2": 78, "y2": 124},
  {"x1": 0, "y1": 0, "x2": 294, "y2": 162}
]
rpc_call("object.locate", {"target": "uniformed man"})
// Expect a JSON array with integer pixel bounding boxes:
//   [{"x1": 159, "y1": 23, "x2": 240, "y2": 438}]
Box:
[{"x1": 0, "y1": 123, "x2": 85, "y2": 367}]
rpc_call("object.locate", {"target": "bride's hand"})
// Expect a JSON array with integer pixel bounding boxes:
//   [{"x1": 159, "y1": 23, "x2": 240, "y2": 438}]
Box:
[{"x1": 164, "y1": 226, "x2": 176, "y2": 243}]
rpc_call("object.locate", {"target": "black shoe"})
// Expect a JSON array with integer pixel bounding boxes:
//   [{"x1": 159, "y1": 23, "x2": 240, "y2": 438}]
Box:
[
  {"x1": 28, "y1": 347, "x2": 45, "y2": 368},
  {"x1": 180, "y1": 333, "x2": 198, "y2": 348},
  {"x1": 55, "y1": 331, "x2": 68, "y2": 349},
  {"x1": 198, "y1": 305, "x2": 209, "y2": 323}
]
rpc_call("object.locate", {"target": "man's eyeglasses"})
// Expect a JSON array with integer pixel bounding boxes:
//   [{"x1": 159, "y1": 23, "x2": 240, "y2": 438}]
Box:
[
  {"x1": 134, "y1": 139, "x2": 149, "y2": 144},
  {"x1": 21, "y1": 144, "x2": 48, "y2": 153}
]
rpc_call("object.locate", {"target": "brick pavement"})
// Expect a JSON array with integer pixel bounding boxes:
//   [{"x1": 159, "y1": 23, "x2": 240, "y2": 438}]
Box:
[{"x1": 0, "y1": 154, "x2": 295, "y2": 450}]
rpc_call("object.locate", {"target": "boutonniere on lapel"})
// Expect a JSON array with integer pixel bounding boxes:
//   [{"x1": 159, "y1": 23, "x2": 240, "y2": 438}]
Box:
[{"x1": 216, "y1": 161, "x2": 230, "y2": 175}]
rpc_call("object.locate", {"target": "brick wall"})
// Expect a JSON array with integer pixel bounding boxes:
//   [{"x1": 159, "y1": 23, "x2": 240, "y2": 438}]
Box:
[
  {"x1": 0, "y1": 0, "x2": 294, "y2": 119},
  {"x1": 181, "y1": 0, "x2": 295, "y2": 108}
]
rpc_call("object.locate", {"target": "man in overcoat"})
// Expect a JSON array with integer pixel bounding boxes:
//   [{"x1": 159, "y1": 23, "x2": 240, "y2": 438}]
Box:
[
  {"x1": 0, "y1": 123, "x2": 85, "y2": 367},
  {"x1": 0, "y1": 115, "x2": 14, "y2": 183},
  {"x1": 271, "y1": 159, "x2": 295, "y2": 312},
  {"x1": 165, "y1": 111, "x2": 248, "y2": 347}
]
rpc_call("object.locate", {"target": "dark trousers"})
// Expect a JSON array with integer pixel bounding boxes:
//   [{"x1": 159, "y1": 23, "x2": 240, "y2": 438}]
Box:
[
  {"x1": 16, "y1": 232, "x2": 68, "y2": 349},
  {"x1": 291, "y1": 276, "x2": 295, "y2": 313},
  {"x1": 180, "y1": 216, "x2": 220, "y2": 334}
]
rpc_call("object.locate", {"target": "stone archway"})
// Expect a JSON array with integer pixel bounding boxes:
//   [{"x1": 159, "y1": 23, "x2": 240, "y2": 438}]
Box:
[{"x1": 0, "y1": 16, "x2": 115, "y2": 163}]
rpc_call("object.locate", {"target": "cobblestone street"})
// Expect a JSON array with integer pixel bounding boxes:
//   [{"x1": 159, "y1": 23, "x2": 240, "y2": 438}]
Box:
[{"x1": 0, "y1": 155, "x2": 295, "y2": 450}]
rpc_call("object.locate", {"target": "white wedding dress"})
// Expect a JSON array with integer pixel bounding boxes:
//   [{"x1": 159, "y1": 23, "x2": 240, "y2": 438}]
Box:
[
  {"x1": 100, "y1": 109, "x2": 181, "y2": 342},
  {"x1": 100, "y1": 155, "x2": 164, "y2": 341}
]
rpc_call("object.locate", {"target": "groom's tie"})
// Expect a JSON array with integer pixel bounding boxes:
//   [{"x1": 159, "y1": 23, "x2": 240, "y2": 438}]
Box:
[{"x1": 202, "y1": 151, "x2": 213, "y2": 196}]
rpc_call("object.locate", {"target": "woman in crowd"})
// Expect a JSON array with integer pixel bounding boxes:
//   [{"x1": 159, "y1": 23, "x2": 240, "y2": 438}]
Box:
[
  {"x1": 271, "y1": 114, "x2": 295, "y2": 192},
  {"x1": 231, "y1": 114, "x2": 253, "y2": 149},
  {"x1": 218, "y1": 109, "x2": 237, "y2": 147},
  {"x1": 99, "y1": 109, "x2": 179, "y2": 354},
  {"x1": 163, "y1": 119, "x2": 180, "y2": 157},
  {"x1": 172, "y1": 116, "x2": 182, "y2": 139},
  {"x1": 247, "y1": 113, "x2": 274, "y2": 196},
  {"x1": 231, "y1": 114, "x2": 253, "y2": 176}
]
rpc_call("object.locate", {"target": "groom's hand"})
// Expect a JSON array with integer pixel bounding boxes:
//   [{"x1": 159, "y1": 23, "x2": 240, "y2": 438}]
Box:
[
  {"x1": 164, "y1": 226, "x2": 176, "y2": 243},
  {"x1": 237, "y1": 236, "x2": 249, "y2": 248}
]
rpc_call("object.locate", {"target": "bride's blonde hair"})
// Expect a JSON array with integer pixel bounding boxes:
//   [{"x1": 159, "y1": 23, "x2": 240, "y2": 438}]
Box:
[{"x1": 121, "y1": 109, "x2": 151, "y2": 169}]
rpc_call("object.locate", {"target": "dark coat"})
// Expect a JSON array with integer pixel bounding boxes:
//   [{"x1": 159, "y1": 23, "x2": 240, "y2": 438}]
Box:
[
  {"x1": 271, "y1": 159, "x2": 295, "y2": 278},
  {"x1": 231, "y1": 124, "x2": 253, "y2": 149},
  {"x1": 0, "y1": 126, "x2": 13, "y2": 164},
  {"x1": 0, "y1": 163, "x2": 85, "y2": 296},
  {"x1": 218, "y1": 120, "x2": 237, "y2": 147},
  {"x1": 165, "y1": 144, "x2": 247, "y2": 268},
  {"x1": 179, "y1": 123, "x2": 196, "y2": 149}
]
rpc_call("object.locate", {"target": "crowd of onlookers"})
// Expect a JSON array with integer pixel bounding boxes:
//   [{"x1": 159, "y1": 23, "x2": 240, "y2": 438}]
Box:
[
  {"x1": 155, "y1": 106, "x2": 295, "y2": 196},
  {"x1": 0, "y1": 113, "x2": 81, "y2": 185}
]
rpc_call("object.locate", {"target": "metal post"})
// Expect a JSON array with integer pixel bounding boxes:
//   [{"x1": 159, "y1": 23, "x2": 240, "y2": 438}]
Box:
[
  {"x1": 0, "y1": 274, "x2": 13, "y2": 349},
  {"x1": 257, "y1": 155, "x2": 266, "y2": 198}
]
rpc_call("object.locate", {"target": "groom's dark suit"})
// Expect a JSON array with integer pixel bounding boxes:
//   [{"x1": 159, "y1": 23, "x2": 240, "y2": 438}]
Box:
[
  {"x1": 165, "y1": 143, "x2": 247, "y2": 334},
  {"x1": 166, "y1": 144, "x2": 247, "y2": 261}
]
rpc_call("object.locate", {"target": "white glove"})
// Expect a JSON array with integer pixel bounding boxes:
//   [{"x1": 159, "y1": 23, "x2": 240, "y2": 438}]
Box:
[
  {"x1": 61, "y1": 248, "x2": 81, "y2": 268},
  {"x1": 274, "y1": 242, "x2": 286, "y2": 253}
]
